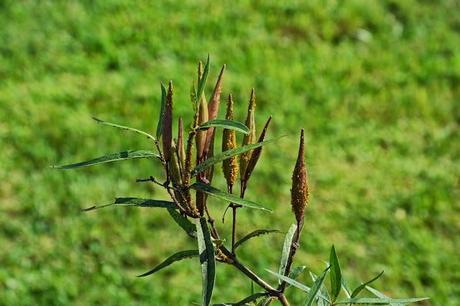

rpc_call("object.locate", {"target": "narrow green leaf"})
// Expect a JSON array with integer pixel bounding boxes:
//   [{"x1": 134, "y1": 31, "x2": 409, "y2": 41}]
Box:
[
  {"x1": 167, "y1": 208, "x2": 197, "y2": 238},
  {"x1": 196, "y1": 55, "x2": 210, "y2": 104},
  {"x1": 191, "y1": 182, "x2": 272, "y2": 212},
  {"x1": 335, "y1": 297, "x2": 429, "y2": 305},
  {"x1": 265, "y1": 270, "x2": 330, "y2": 303},
  {"x1": 257, "y1": 297, "x2": 275, "y2": 306},
  {"x1": 82, "y1": 197, "x2": 175, "y2": 211},
  {"x1": 196, "y1": 217, "x2": 216, "y2": 306},
  {"x1": 234, "y1": 229, "x2": 280, "y2": 250},
  {"x1": 342, "y1": 279, "x2": 352, "y2": 299},
  {"x1": 52, "y1": 150, "x2": 159, "y2": 170},
  {"x1": 212, "y1": 293, "x2": 267, "y2": 306},
  {"x1": 330, "y1": 245, "x2": 342, "y2": 301},
  {"x1": 278, "y1": 224, "x2": 297, "y2": 283},
  {"x1": 310, "y1": 272, "x2": 330, "y2": 306},
  {"x1": 198, "y1": 119, "x2": 249, "y2": 135},
  {"x1": 156, "y1": 83, "x2": 167, "y2": 139},
  {"x1": 137, "y1": 250, "x2": 198, "y2": 277},
  {"x1": 351, "y1": 271, "x2": 384, "y2": 298},
  {"x1": 304, "y1": 267, "x2": 330, "y2": 306},
  {"x1": 192, "y1": 137, "x2": 281, "y2": 176},
  {"x1": 289, "y1": 266, "x2": 306, "y2": 281},
  {"x1": 92, "y1": 117, "x2": 156, "y2": 141},
  {"x1": 366, "y1": 286, "x2": 388, "y2": 298}
]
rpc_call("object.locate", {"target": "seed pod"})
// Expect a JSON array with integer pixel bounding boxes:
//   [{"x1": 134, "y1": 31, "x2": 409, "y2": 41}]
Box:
[
  {"x1": 203, "y1": 65, "x2": 226, "y2": 158},
  {"x1": 162, "y1": 81, "x2": 173, "y2": 162},
  {"x1": 291, "y1": 129, "x2": 308, "y2": 225},
  {"x1": 196, "y1": 95, "x2": 208, "y2": 160},
  {"x1": 178, "y1": 117, "x2": 185, "y2": 169},
  {"x1": 240, "y1": 88, "x2": 256, "y2": 179},
  {"x1": 169, "y1": 141, "x2": 182, "y2": 187},
  {"x1": 222, "y1": 94, "x2": 239, "y2": 187},
  {"x1": 243, "y1": 115, "x2": 272, "y2": 184}
]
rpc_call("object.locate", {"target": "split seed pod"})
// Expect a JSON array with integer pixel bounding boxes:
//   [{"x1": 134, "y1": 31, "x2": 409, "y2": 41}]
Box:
[
  {"x1": 243, "y1": 116, "x2": 272, "y2": 185},
  {"x1": 222, "y1": 94, "x2": 239, "y2": 188},
  {"x1": 195, "y1": 63, "x2": 208, "y2": 161},
  {"x1": 162, "y1": 81, "x2": 173, "y2": 162},
  {"x1": 291, "y1": 129, "x2": 308, "y2": 225},
  {"x1": 240, "y1": 89, "x2": 256, "y2": 179}
]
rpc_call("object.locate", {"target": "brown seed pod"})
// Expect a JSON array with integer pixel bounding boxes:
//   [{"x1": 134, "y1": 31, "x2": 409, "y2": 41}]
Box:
[
  {"x1": 162, "y1": 81, "x2": 173, "y2": 162},
  {"x1": 222, "y1": 94, "x2": 239, "y2": 187},
  {"x1": 291, "y1": 129, "x2": 309, "y2": 225},
  {"x1": 240, "y1": 88, "x2": 256, "y2": 179},
  {"x1": 203, "y1": 65, "x2": 226, "y2": 158},
  {"x1": 243, "y1": 115, "x2": 272, "y2": 185}
]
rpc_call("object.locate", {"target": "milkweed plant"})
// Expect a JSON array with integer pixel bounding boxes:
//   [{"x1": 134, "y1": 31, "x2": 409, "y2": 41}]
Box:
[{"x1": 53, "y1": 57, "x2": 429, "y2": 306}]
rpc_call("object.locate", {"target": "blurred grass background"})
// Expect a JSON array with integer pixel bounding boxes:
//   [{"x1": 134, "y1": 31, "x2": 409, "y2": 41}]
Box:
[{"x1": 0, "y1": 0, "x2": 459, "y2": 305}]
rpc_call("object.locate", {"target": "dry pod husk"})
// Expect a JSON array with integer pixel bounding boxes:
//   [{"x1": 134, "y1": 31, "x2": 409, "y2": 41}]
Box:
[
  {"x1": 162, "y1": 81, "x2": 173, "y2": 162},
  {"x1": 222, "y1": 94, "x2": 239, "y2": 188},
  {"x1": 291, "y1": 129, "x2": 308, "y2": 225}
]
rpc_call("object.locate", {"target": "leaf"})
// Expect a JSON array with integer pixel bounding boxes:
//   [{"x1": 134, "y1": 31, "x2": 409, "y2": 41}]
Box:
[
  {"x1": 137, "y1": 250, "x2": 198, "y2": 277},
  {"x1": 265, "y1": 270, "x2": 330, "y2": 304},
  {"x1": 192, "y1": 137, "x2": 282, "y2": 176},
  {"x1": 310, "y1": 272, "x2": 330, "y2": 306},
  {"x1": 366, "y1": 286, "x2": 388, "y2": 298},
  {"x1": 335, "y1": 297, "x2": 429, "y2": 305},
  {"x1": 82, "y1": 197, "x2": 176, "y2": 211},
  {"x1": 198, "y1": 119, "x2": 249, "y2": 135},
  {"x1": 190, "y1": 182, "x2": 272, "y2": 212},
  {"x1": 196, "y1": 55, "x2": 210, "y2": 104},
  {"x1": 234, "y1": 229, "x2": 280, "y2": 250},
  {"x1": 351, "y1": 271, "x2": 384, "y2": 298},
  {"x1": 196, "y1": 217, "x2": 216, "y2": 306},
  {"x1": 156, "y1": 83, "x2": 167, "y2": 139},
  {"x1": 212, "y1": 293, "x2": 267, "y2": 306},
  {"x1": 330, "y1": 245, "x2": 342, "y2": 301},
  {"x1": 342, "y1": 279, "x2": 352, "y2": 299},
  {"x1": 52, "y1": 150, "x2": 159, "y2": 170},
  {"x1": 289, "y1": 266, "x2": 307, "y2": 281},
  {"x1": 92, "y1": 117, "x2": 156, "y2": 141},
  {"x1": 278, "y1": 224, "x2": 297, "y2": 283},
  {"x1": 304, "y1": 267, "x2": 330, "y2": 306},
  {"x1": 167, "y1": 208, "x2": 197, "y2": 238}
]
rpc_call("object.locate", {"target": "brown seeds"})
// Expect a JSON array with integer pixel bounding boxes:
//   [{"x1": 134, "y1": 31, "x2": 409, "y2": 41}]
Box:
[
  {"x1": 291, "y1": 129, "x2": 309, "y2": 225},
  {"x1": 222, "y1": 94, "x2": 239, "y2": 188}
]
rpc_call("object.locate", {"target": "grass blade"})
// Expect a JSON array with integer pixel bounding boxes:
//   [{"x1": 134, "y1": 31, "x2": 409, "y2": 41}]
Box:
[
  {"x1": 351, "y1": 271, "x2": 384, "y2": 298},
  {"x1": 198, "y1": 119, "x2": 249, "y2": 135},
  {"x1": 196, "y1": 217, "x2": 216, "y2": 306},
  {"x1": 192, "y1": 137, "x2": 281, "y2": 176},
  {"x1": 190, "y1": 182, "x2": 272, "y2": 212},
  {"x1": 234, "y1": 229, "x2": 281, "y2": 250},
  {"x1": 278, "y1": 224, "x2": 297, "y2": 283},
  {"x1": 137, "y1": 250, "x2": 198, "y2": 277},
  {"x1": 52, "y1": 150, "x2": 159, "y2": 169},
  {"x1": 92, "y1": 117, "x2": 156, "y2": 141},
  {"x1": 304, "y1": 267, "x2": 330, "y2": 306},
  {"x1": 330, "y1": 245, "x2": 342, "y2": 302},
  {"x1": 335, "y1": 297, "x2": 430, "y2": 304}
]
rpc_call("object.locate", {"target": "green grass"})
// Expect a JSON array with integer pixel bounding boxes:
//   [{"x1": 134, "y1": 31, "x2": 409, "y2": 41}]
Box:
[{"x1": 1, "y1": 1, "x2": 459, "y2": 305}]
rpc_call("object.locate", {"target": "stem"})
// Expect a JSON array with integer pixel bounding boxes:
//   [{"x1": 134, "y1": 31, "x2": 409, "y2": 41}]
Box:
[{"x1": 279, "y1": 294, "x2": 290, "y2": 306}]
